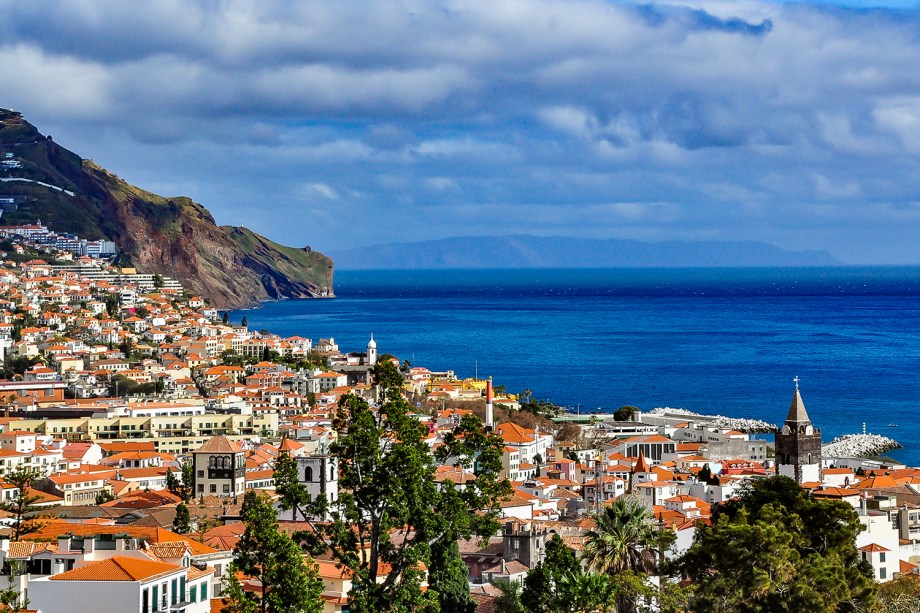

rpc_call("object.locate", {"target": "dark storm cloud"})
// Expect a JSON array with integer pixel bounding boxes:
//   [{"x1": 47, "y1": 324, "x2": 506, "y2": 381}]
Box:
[{"x1": 2, "y1": 0, "x2": 920, "y2": 262}]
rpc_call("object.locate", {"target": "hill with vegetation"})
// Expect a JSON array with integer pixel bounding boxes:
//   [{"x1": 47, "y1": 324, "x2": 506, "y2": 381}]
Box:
[{"x1": 0, "y1": 109, "x2": 333, "y2": 308}]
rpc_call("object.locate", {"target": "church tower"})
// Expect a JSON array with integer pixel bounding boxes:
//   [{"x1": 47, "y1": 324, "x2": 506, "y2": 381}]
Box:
[
  {"x1": 775, "y1": 378, "x2": 822, "y2": 484},
  {"x1": 366, "y1": 333, "x2": 377, "y2": 366}
]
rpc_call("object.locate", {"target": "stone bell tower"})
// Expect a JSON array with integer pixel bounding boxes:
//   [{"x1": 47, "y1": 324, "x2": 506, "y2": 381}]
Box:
[{"x1": 775, "y1": 377, "x2": 822, "y2": 484}]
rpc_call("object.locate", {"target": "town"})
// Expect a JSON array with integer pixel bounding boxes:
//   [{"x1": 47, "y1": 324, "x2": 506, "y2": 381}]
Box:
[{"x1": 0, "y1": 222, "x2": 913, "y2": 612}]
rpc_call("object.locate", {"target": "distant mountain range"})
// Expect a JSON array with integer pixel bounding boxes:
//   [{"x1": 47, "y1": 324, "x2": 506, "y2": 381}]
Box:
[{"x1": 330, "y1": 235, "x2": 839, "y2": 270}]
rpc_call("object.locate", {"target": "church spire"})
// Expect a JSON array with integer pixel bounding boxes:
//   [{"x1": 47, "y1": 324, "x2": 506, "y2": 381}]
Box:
[
  {"x1": 634, "y1": 450, "x2": 649, "y2": 473},
  {"x1": 786, "y1": 376, "x2": 811, "y2": 423}
]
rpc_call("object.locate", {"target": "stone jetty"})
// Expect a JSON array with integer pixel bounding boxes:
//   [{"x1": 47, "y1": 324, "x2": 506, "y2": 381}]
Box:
[
  {"x1": 648, "y1": 407, "x2": 776, "y2": 433},
  {"x1": 822, "y1": 433, "x2": 901, "y2": 459}
]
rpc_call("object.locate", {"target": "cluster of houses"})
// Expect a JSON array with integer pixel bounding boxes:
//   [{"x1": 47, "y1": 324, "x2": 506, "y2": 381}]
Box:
[
  {"x1": 0, "y1": 221, "x2": 117, "y2": 260},
  {"x1": 0, "y1": 227, "x2": 915, "y2": 610}
]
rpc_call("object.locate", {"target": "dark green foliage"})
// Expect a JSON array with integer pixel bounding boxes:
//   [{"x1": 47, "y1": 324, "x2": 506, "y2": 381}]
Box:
[
  {"x1": 494, "y1": 580, "x2": 525, "y2": 613},
  {"x1": 276, "y1": 388, "x2": 510, "y2": 613},
  {"x1": 220, "y1": 563, "x2": 258, "y2": 613},
  {"x1": 428, "y1": 540, "x2": 475, "y2": 613},
  {"x1": 372, "y1": 360, "x2": 405, "y2": 398},
  {"x1": 522, "y1": 535, "x2": 584, "y2": 612},
  {"x1": 165, "y1": 458, "x2": 194, "y2": 503},
  {"x1": 674, "y1": 475, "x2": 876, "y2": 612},
  {"x1": 232, "y1": 490, "x2": 323, "y2": 613},
  {"x1": 95, "y1": 490, "x2": 115, "y2": 505},
  {"x1": 0, "y1": 466, "x2": 46, "y2": 540},
  {"x1": 174, "y1": 502, "x2": 191, "y2": 534},
  {"x1": 518, "y1": 389, "x2": 563, "y2": 418},
  {"x1": 613, "y1": 405, "x2": 640, "y2": 422}
]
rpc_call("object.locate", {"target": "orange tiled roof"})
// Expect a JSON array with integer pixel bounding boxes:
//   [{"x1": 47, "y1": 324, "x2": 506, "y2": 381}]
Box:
[{"x1": 50, "y1": 555, "x2": 180, "y2": 582}]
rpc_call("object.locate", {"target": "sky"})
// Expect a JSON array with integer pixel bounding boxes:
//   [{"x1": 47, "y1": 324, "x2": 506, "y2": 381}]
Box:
[{"x1": 2, "y1": 0, "x2": 920, "y2": 264}]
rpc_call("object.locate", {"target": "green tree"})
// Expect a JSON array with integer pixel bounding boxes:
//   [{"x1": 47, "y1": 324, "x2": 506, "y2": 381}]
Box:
[
  {"x1": 613, "y1": 405, "x2": 640, "y2": 421},
  {"x1": 152, "y1": 273, "x2": 165, "y2": 289},
  {"x1": 522, "y1": 534, "x2": 584, "y2": 613},
  {"x1": 673, "y1": 476, "x2": 875, "y2": 612},
  {"x1": 119, "y1": 337, "x2": 134, "y2": 359},
  {"x1": 0, "y1": 466, "x2": 46, "y2": 540},
  {"x1": 174, "y1": 502, "x2": 191, "y2": 534},
  {"x1": 371, "y1": 360, "x2": 405, "y2": 395},
  {"x1": 582, "y1": 496, "x2": 659, "y2": 576},
  {"x1": 582, "y1": 496, "x2": 663, "y2": 613},
  {"x1": 95, "y1": 489, "x2": 115, "y2": 505},
  {"x1": 428, "y1": 539, "x2": 475, "y2": 612},
  {"x1": 875, "y1": 574, "x2": 920, "y2": 612},
  {"x1": 221, "y1": 563, "x2": 258, "y2": 613},
  {"x1": 231, "y1": 491, "x2": 323, "y2": 613},
  {"x1": 166, "y1": 458, "x2": 194, "y2": 503},
  {"x1": 276, "y1": 373, "x2": 510, "y2": 612},
  {"x1": 108, "y1": 373, "x2": 139, "y2": 397},
  {"x1": 222, "y1": 311, "x2": 230, "y2": 325},
  {"x1": 493, "y1": 579, "x2": 525, "y2": 613},
  {"x1": 241, "y1": 316, "x2": 248, "y2": 328},
  {"x1": 0, "y1": 557, "x2": 29, "y2": 611}
]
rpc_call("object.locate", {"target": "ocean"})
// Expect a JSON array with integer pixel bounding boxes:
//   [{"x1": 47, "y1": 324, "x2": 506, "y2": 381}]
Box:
[{"x1": 231, "y1": 267, "x2": 920, "y2": 466}]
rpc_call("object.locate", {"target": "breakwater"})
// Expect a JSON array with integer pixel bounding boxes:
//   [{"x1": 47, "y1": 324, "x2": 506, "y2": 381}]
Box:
[
  {"x1": 647, "y1": 407, "x2": 776, "y2": 433},
  {"x1": 822, "y1": 433, "x2": 901, "y2": 459}
]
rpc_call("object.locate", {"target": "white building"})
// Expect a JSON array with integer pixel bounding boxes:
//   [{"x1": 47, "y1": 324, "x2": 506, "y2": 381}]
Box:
[{"x1": 28, "y1": 555, "x2": 213, "y2": 613}]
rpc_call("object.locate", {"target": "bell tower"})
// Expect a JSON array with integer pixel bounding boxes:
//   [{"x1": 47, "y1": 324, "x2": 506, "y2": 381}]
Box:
[
  {"x1": 366, "y1": 333, "x2": 377, "y2": 366},
  {"x1": 774, "y1": 377, "x2": 822, "y2": 484}
]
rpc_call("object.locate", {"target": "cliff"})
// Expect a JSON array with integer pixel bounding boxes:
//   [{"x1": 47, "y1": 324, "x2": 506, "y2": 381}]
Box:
[{"x1": 0, "y1": 109, "x2": 333, "y2": 308}]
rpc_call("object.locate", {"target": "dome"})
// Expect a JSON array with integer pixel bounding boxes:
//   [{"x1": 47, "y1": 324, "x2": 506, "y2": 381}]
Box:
[{"x1": 367, "y1": 333, "x2": 376, "y2": 349}]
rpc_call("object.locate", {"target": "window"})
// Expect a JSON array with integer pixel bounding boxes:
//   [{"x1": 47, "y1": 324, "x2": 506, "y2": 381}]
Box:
[
  {"x1": 880, "y1": 552, "x2": 886, "y2": 563},
  {"x1": 201, "y1": 582, "x2": 207, "y2": 600},
  {"x1": 880, "y1": 567, "x2": 887, "y2": 579},
  {"x1": 305, "y1": 466, "x2": 313, "y2": 482},
  {"x1": 171, "y1": 578, "x2": 178, "y2": 604},
  {"x1": 152, "y1": 585, "x2": 159, "y2": 611},
  {"x1": 223, "y1": 484, "x2": 230, "y2": 493},
  {"x1": 210, "y1": 484, "x2": 216, "y2": 493},
  {"x1": 197, "y1": 470, "x2": 204, "y2": 478}
]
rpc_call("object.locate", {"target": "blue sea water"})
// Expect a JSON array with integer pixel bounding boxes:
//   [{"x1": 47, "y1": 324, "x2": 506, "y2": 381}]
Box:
[{"x1": 231, "y1": 267, "x2": 920, "y2": 466}]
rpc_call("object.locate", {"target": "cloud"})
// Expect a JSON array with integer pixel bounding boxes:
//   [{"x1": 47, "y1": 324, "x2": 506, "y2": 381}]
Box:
[{"x1": 3, "y1": 1, "x2": 920, "y2": 263}]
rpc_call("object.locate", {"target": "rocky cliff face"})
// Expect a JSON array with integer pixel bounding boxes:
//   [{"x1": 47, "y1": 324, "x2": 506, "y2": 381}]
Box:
[{"x1": 0, "y1": 109, "x2": 333, "y2": 308}]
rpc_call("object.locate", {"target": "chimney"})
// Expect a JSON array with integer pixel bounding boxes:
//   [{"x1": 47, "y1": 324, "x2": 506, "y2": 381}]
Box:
[{"x1": 485, "y1": 377, "x2": 493, "y2": 429}]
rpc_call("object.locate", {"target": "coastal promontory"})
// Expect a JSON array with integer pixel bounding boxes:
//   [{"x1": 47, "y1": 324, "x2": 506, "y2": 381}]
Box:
[{"x1": 0, "y1": 109, "x2": 333, "y2": 308}]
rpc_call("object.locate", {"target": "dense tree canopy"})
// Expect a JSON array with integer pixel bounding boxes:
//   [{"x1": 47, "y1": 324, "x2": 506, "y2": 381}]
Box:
[
  {"x1": 275, "y1": 361, "x2": 511, "y2": 612},
  {"x1": 673, "y1": 476, "x2": 875, "y2": 612},
  {"x1": 227, "y1": 490, "x2": 323, "y2": 613}
]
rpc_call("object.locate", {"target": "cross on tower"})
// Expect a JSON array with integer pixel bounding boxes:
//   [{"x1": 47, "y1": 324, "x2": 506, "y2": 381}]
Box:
[{"x1": 793, "y1": 375, "x2": 800, "y2": 391}]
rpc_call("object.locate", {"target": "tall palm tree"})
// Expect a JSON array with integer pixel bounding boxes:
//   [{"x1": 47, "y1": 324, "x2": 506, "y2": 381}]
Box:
[{"x1": 582, "y1": 495, "x2": 659, "y2": 576}]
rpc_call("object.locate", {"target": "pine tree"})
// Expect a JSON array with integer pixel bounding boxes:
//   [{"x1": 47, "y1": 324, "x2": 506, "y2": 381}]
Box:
[
  {"x1": 0, "y1": 466, "x2": 45, "y2": 540},
  {"x1": 220, "y1": 564, "x2": 258, "y2": 613},
  {"x1": 166, "y1": 458, "x2": 194, "y2": 503},
  {"x1": 174, "y1": 502, "x2": 191, "y2": 534},
  {"x1": 275, "y1": 361, "x2": 511, "y2": 613},
  {"x1": 230, "y1": 491, "x2": 323, "y2": 613},
  {"x1": 674, "y1": 476, "x2": 876, "y2": 612}
]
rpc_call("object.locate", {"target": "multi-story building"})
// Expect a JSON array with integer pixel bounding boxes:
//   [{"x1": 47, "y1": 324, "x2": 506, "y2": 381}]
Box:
[
  {"x1": 192, "y1": 435, "x2": 246, "y2": 498},
  {"x1": 1, "y1": 411, "x2": 279, "y2": 453}
]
